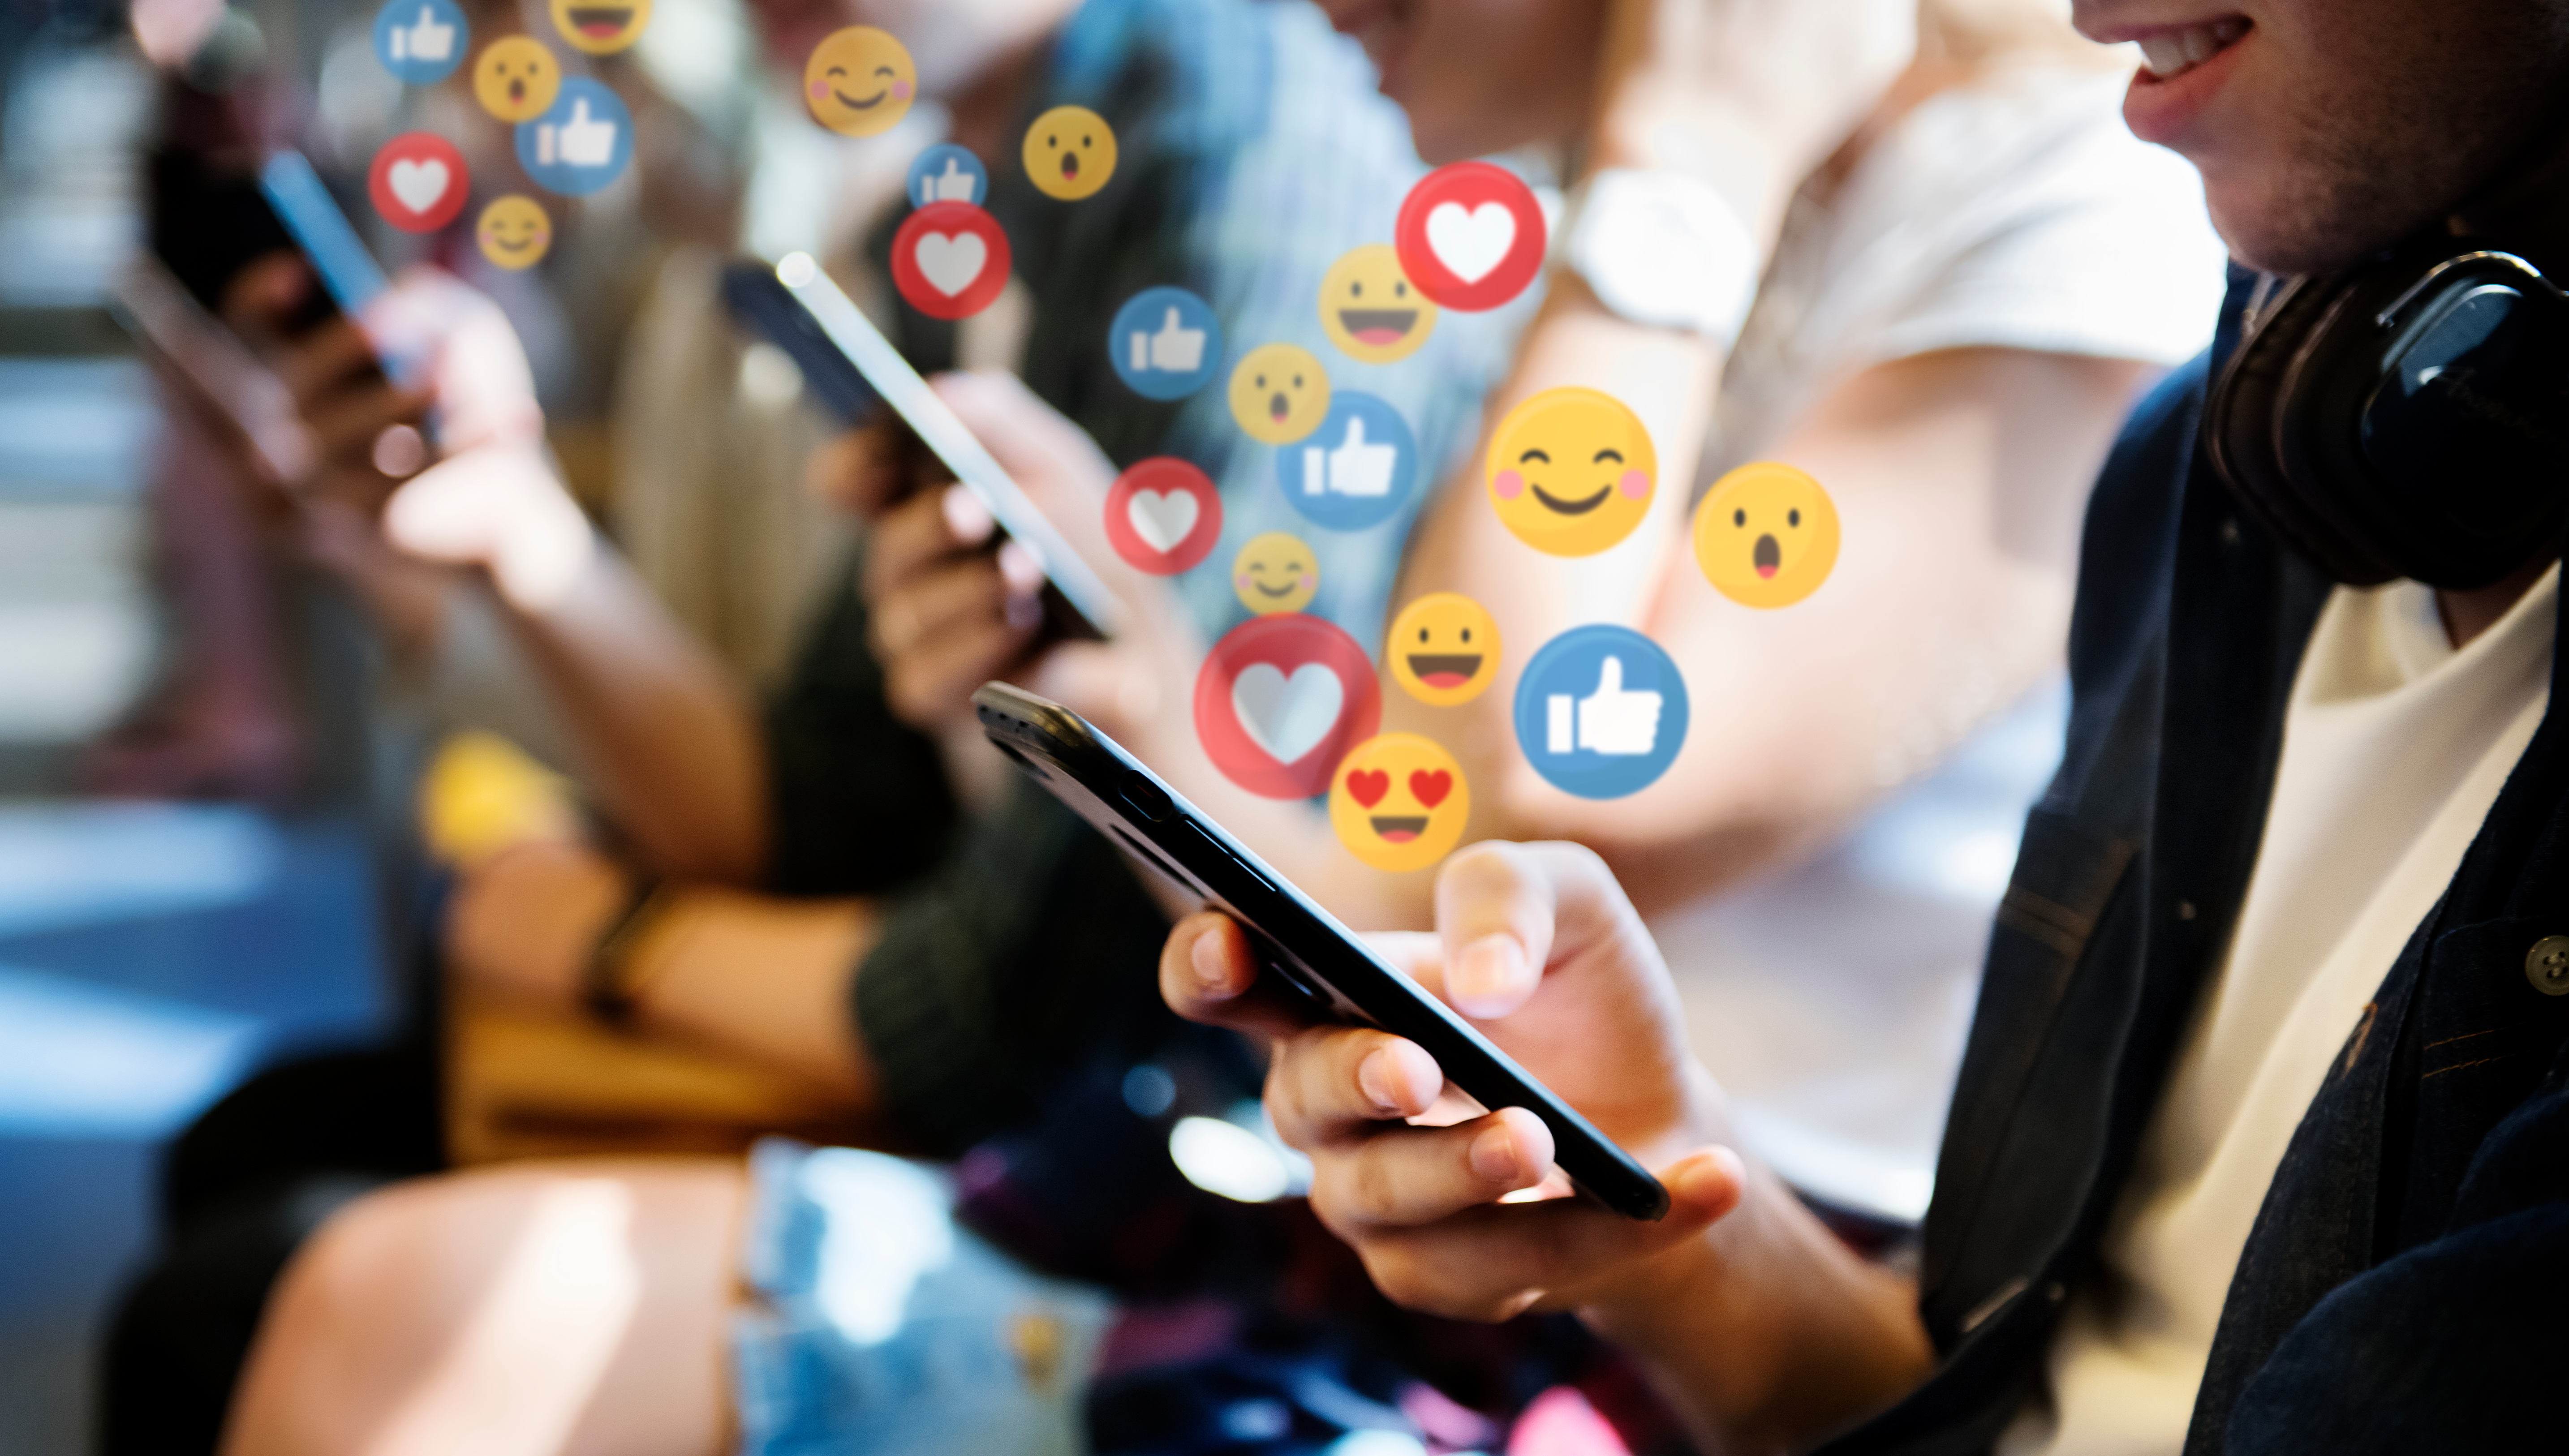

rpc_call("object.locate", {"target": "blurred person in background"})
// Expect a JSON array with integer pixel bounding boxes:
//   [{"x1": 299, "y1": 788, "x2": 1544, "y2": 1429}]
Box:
[{"x1": 206, "y1": 1, "x2": 2233, "y2": 1455}]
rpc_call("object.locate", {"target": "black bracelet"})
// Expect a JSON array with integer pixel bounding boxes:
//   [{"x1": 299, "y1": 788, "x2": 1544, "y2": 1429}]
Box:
[{"x1": 581, "y1": 876, "x2": 665, "y2": 1028}]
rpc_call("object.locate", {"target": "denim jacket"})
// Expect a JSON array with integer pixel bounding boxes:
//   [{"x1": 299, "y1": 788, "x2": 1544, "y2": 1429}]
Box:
[{"x1": 1821, "y1": 271, "x2": 2569, "y2": 1454}]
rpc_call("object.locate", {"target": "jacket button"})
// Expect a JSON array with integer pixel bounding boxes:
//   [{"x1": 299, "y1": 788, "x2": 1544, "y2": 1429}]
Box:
[{"x1": 2529, "y1": 936, "x2": 2569, "y2": 996}]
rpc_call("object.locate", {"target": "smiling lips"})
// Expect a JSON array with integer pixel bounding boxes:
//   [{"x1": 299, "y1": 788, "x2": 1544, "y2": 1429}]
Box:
[
  {"x1": 1368, "y1": 816, "x2": 1428, "y2": 842},
  {"x1": 567, "y1": 5, "x2": 633, "y2": 36},
  {"x1": 1338, "y1": 308, "x2": 1416, "y2": 346},
  {"x1": 1531, "y1": 482, "x2": 1613, "y2": 516},
  {"x1": 1404, "y1": 653, "x2": 1480, "y2": 689},
  {"x1": 1253, "y1": 580, "x2": 1298, "y2": 598}
]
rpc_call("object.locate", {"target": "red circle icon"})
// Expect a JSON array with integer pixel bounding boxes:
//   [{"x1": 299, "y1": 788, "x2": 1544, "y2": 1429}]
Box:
[
  {"x1": 890, "y1": 201, "x2": 1011, "y2": 319},
  {"x1": 1393, "y1": 161, "x2": 1545, "y2": 313},
  {"x1": 1195, "y1": 614, "x2": 1381, "y2": 799},
  {"x1": 1104, "y1": 458, "x2": 1222, "y2": 575},
  {"x1": 368, "y1": 133, "x2": 471, "y2": 234}
]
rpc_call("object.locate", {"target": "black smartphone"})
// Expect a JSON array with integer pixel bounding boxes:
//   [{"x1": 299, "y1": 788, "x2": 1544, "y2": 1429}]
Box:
[
  {"x1": 973, "y1": 682, "x2": 1672, "y2": 1222},
  {"x1": 719, "y1": 253, "x2": 1120, "y2": 643}
]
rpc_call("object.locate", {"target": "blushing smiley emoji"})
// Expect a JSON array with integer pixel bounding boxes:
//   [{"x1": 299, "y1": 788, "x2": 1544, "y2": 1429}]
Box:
[
  {"x1": 1227, "y1": 343, "x2": 1330, "y2": 445},
  {"x1": 548, "y1": 0, "x2": 648, "y2": 53},
  {"x1": 1387, "y1": 592, "x2": 1499, "y2": 706},
  {"x1": 1485, "y1": 387, "x2": 1658, "y2": 557},
  {"x1": 802, "y1": 26, "x2": 916, "y2": 137},
  {"x1": 1232, "y1": 531, "x2": 1319, "y2": 616},
  {"x1": 1022, "y1": 105, "x2": 1117, "y2": 201},
  {"x1": 1329, "y1": 733, "x2": 1470, "y2": 873},
  {"x1": 474, "y1": 195, "x2": 552, "y2": 270},
  {"x1": 1693, "y1": 462, "x2": 1840, "y2": 608},
  {"x1": 1318, "y1": 244, "x2": 1436, "y2": 365}
]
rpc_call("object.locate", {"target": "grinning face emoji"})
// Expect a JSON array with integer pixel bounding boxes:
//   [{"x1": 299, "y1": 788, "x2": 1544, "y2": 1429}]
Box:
[
  {"x1": 802, "y1": 26, "x2": 916, "y2": 137},
  {"x1": 1693, "y1": 462, "x2": 1840, "y2": 608},
  {"x1": 1232, "y1": 532, "x2": 1319, "y2": 616},
  {"x1": 472, "y1": 38, "x2": 560, "y2": 123},
  {"x1": 1317, "y1": 244, "x2": 1436, "y2": 365},
  {"x1": 1387, "y1": 592, "x2": 1499, "y2": 706},
  {"x1": 1227, "y1": 343, "x2": 1330, "y2": 445},
  {"x1": 1328, "y1": 733, "x2": 1470, "y2": 873},
  {"x1": 1485, "y1": 387, "x2": 1658, "y2": 557},
  {"x1": 548, "y1": 0, "x2": 649, "y2": 53},
  {"x1": 1022, "y1": 105, "x2": 1117, "y2": 200},
  {"x1": 475, "y1": 195, "x2": 552, "y2": 270}
]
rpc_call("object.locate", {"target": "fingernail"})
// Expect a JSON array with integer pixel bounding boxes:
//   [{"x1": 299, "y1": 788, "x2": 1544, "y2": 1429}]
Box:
[
  {"x1": 1450, "y1": 934, "x2": 1528, "y2": 1015},
  {"x1": 1189, "y1": 924, "x2": 1239, "y2": 999},
  {"x1": 942, "y1": 484, "x2": 994, "y2": 542},
  {"x1": 997, "y1": 540, "x2": 1044, "y2": 593},
  {"x1": 1469, "y1": 1123, "x2": 1523, "y2": 1184},
  {"x1": 1357, "y1": 1047, "x2": 1404, "y2": 1114},
  {"x1": 1671, "y1": 1147, "x2": 1744, "y2": 1213}
]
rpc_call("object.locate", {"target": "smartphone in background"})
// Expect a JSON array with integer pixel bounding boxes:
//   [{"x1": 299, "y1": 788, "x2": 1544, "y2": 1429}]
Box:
[
  {"x1": 973, "y1": 681, "x2": 1674, "y2": 1223},
  {"x1": 721, "y1": 253, "x2": 1121, "y2": 643},
  {"x1": 257, "y1": 150, "x2": 430, "y2": 388}
]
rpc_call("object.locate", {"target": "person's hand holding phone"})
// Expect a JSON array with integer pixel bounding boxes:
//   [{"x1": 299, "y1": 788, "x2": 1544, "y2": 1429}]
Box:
[
  {"x1": 1158, "y1": 838, "x2": 1934, "y2": 1447},
  {"x1": 824, "y1": 370, "x2": 1202, "y2": 743}
]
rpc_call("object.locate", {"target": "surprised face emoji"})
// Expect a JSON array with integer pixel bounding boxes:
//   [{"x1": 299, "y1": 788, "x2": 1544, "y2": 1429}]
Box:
[
  {"x1": 472, "y1": 38, "x2": 560, "y2": 123},
  {"x1": 1227, "y1": 343, "x2": 1331, "y2": 445},
  {"x1": 1692, "y1": 462, "x2": 1840, "y2": 608},
  {"x1": 1022, "y1": 105, "x2": 1117, "y2": 200}
]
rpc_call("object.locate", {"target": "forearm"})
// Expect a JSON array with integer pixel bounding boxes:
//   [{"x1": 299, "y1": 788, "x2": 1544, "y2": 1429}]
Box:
[
  {"x1": 620, "y1": 888, "x2": 885, "y2": 1112},
  {"x1": 1585, "y1": 1158, "x2": 1932, "y2": 1452},
  {"x1": 501, "y1": 550, "x2": 771, "y2": 884}
]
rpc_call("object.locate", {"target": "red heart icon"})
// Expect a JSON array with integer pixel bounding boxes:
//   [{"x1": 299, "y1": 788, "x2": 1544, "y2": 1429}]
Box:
[
  {"x1": 1408, "y1": 769, "x2": 1452, "y2": 808},
  {"x1": 1346, "y1": 768, "x2": 1390, "y2": 807}
]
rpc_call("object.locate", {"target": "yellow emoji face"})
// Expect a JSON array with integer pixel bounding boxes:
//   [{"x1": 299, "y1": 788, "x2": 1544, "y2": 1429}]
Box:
[
  {"x1": 1232, "y1": 532, "x2": 1319, "y2": 616},
  {"x1": 802, "y1": 26, "x2": 915, "y2": 136},
  {"x1": 472, "y1": 37, "x2": 560, "y2": 122},
  {"x1": 1387, "y1": 593, "x2": 1499, "y2": 706},
  {"x1": 1318, "y1": 244, "x2": 1436, "y2": 365},
  {"x1": 548, "y1": 0, "x2": 648, "y2": 53},
  {"x1": 475, "y1": 195, "x2": 552, "y2": 270},
  {"x1": 1226, "y1": 343, "x2": 1330, "y2": 445},
  {"x1": 1022, "y1": 105, "x2": 1116, "y2": 200},
  {"x1": 1693, "y1": 462, "x2": 1840, "y2": 608},
  {"x1": 1328, "y1": 733, "x2": 1469, "y2": 873},
  {"x1": 1485, "y1": 387, "x2": 1658, "y2": 557}
]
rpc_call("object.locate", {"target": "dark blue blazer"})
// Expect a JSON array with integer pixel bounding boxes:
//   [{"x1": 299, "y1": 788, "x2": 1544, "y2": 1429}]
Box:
[{"x1": 1820, "y1": 275, "x2": 2569, "y2": 1454}]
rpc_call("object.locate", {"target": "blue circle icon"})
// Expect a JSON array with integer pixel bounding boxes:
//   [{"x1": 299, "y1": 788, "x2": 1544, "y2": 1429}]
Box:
[
  {"x1": 1110, "y1": 287, "x2": 1222, "y2": 401},
  {"x1": 373, "y1": 0, "x2": 468, "y2": 82},
  {"x1": 1513, "y1": 625, "x2": 1688, "y2": 799},
  {"x1": 514, "y1": 77, "x2": 633, "y2": 197},
  {"x1": 1275, "y1": 391, "x2": 1416, "y2": 532},
  {"x1": 907, "y1": 144, "x2": 988, "y2": 209}
]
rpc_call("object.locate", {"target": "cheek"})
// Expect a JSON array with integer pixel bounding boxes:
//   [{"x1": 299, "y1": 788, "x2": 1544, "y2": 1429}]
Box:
[
  {"x1": 1618, "y1": 468, "x2": 1648, "y2": 499},
  {"x1": 891, "y1": 78, "x2": 912, "y2": 99},
  {"x1": 1493, "y1": 468, "x2": 1523, "y2": 499},
  {"x1": 809, "y1": 80, "x2": 828, "y2": 99}
]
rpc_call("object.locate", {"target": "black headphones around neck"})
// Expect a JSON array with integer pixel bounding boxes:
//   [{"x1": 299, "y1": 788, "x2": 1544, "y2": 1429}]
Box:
[{"x1": 2204, "y1": 240, "x2": 2569, "y2": 590}]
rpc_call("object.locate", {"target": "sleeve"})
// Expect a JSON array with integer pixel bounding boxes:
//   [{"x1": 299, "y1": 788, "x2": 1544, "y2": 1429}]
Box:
[
  {"x1": 852, "y1": 778, "x2": 1183, "y2": 1155},
  {"x1": 759, "y1": 550, "x2": 960, "y2": 898},
  {"x1": 1834, "y1": 72, "x2": 2234, "y2": 374}
]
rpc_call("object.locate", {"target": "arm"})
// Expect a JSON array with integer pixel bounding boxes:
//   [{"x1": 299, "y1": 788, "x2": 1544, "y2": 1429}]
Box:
[
  {"x1": 226, "y1": 256, "x2": 769, "y2": 883},
  {"x1": 1401, "y1": 344, "x2": 2146, "y2": 915},
  {"x1": 1162, "y1": 842, "x2": 1932, "y2": 1451}
]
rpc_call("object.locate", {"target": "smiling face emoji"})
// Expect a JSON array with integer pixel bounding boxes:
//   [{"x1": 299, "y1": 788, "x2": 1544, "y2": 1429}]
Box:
[
  {"x1": 475, "y1": 195, "x2": 552, "y2": 269},
  {"x1": 801, "y1": 26, "x2": 915, "y2": 136},
  {"x1": 548, "y1": 0, "x2": 648, "y2": 53},
  {"x1": 472, "y1": 37, "x2": 560, "y2": 122},
  {"x1": 1387, "y1": 593, "x2": 1498, "y2": 705},
  {"x1": 1485, "y1": 387, "x2": 1658, "y2": 557},
  {"x1": 1022, "y1": 105, "x2": 1116, "y2": 200},
  {"x1": 1329, "y1": 733, "x2": 1469, "y2": 873},
  {"x1": 1227, "y1": 343, "x2": 1330, "y2": 445},
  {"x1": 1694, "y1": 462, "x2": 1840, "y2": 608},
  {"x1": 1318, "y1": 244, "x2": 1436, "y2": 365},
  {"x1": 1232, "y1": 532, "x2": 1319, "y2": 616}
]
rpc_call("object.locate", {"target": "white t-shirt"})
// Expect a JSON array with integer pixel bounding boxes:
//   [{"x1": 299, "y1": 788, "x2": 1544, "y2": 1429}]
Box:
[
  {"x1": 2001, "y1": 564, "x2": 2559, "y2": 1455},
  {"x1": 1654, "y1": 64, "x2": 2230, "y2": 1220}
]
